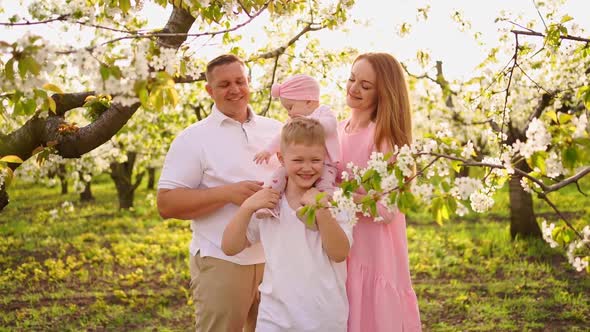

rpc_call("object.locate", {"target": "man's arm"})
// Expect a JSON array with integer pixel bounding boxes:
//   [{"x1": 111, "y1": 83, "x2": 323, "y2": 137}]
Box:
[{"x1": 157, "y1": 180, "x2": 263, "y2": 220}]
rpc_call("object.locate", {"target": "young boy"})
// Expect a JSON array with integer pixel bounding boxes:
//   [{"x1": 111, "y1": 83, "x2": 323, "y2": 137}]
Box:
[{"x1": 222, "y1": 118, "x2": 352, "y2": 331}]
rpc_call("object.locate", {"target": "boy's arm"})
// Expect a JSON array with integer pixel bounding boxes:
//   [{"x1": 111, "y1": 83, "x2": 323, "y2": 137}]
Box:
[
  {"x1": 302, "y1": 188, "x2": 351, "y2": 262},
  {"x1": 221, "y1": 205, "x2": 256, "y2": 256},
  {"x1": 316, "y1": 207, "x2": 351, "y2": 263},
  {"x1": 222, "y1": 188, "x2": 280, "y2": 256}
]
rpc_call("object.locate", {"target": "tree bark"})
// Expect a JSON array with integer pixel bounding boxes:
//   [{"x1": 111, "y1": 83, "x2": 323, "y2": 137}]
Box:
[
  {"x1": 110, "y1": 152, "x2": 144, "y2": 209},
  {"x1": 79, "y1": 177, "x2": 94, "y2": 202},
  {"x1": 508, "y1": 164, "x2": 541, "y2": 239},
  {"x1": 147, "y1": 167, "x2": 156, "y2": 190},
  {"x1": 0, "y1": 6, "x2": 195, "y2": 212},
  {"x1": 0, "y1": 183, "x2": 8, "y2": 211},
  {"x1": 59, "y1": 164, "x2": 68, "y2": 194}
]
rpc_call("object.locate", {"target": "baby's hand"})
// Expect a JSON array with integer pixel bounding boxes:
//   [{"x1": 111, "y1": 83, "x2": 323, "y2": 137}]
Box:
[{"x1": 254, "y1": 151, "x2": 272, "y2": 164}]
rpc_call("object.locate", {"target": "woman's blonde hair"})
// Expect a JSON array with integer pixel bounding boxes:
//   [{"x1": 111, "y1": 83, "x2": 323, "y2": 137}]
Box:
[
  {"x1": 280, "y1": 117, "x2": 326, "y2": 151},
  {"x1": 355, "y1": 53, "x2": 412, "y2": 152}
]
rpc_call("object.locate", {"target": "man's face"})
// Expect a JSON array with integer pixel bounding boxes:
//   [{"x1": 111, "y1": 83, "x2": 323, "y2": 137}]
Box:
[
  {"x1": 206, "y1": 61, "x2": 250, "y2": 121},
  {"x1": 279, "y1": 143, "x2": 325, "y2": 190}
]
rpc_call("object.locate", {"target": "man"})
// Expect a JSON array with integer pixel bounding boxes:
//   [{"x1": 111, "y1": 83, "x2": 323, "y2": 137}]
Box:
[{"x1": 157, "y1": 54, "x2": 281, "y2": 331}]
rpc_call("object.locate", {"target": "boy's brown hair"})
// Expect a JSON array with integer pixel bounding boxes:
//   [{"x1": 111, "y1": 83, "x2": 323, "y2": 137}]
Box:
[{"x1": 280, "y1": 118, "x2": 326, "y2": 151}]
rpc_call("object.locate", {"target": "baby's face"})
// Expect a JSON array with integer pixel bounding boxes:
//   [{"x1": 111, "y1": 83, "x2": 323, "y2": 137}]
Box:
[{"x1": 280, "y1": 98, "x2": 315, "y2": 118}]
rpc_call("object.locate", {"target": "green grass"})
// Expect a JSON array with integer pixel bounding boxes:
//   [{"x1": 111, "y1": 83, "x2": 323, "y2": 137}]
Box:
[{"x1": 1, "y1": 175, "x2": 589, "y2": 331}]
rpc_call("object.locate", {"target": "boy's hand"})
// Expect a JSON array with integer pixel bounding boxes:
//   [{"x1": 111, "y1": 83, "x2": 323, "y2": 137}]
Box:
[
  {"x1": 254, "y1": 151, "x2": 272, "y2": 164},
  {"x1": 242, "y1": 188, "x2": 280, "y2": 212},
  {"x1": 300, "y1": 188, "x2": 327, "y2": 207},
  {"x1": 228, "y1": 180, "x2": 263, "y2": 205}
]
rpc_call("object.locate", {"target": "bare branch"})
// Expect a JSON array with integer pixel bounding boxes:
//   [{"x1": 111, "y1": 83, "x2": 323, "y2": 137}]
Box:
[
  {"x1": 262, "y1": 55, "x2": 280, "y2": 116},
  {"x1": 0, "y1": 15, "x2": 69, "y2": 26},
  {"x1": 544, "y1": 167, "x2": 590, "y2": 193},
  {"x1": 539, "y1": 194, "x2": 590, "y2": 251},
  {"x1": 532, "y1": 0, "x2": 548, "y2": 30},
  {"x1": 254, "y1": 23, "x2": 322, "y2": 60},
  {"x1": 512, "y1": 29, "x2": 590, "y2": 43}
]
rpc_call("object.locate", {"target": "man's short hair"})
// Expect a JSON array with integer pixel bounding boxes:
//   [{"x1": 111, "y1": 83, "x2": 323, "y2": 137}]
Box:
[
  {"x1": 280, "y1": 118, "x2": 326, "y2": 151},
  {"x1": 205, "y1": 54, "x2": 246, "y2": 82}
]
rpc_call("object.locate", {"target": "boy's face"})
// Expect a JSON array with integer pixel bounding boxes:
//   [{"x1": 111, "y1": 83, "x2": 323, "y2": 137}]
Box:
[{"x1": 279, "y1": 143, "x2": 325, "y2": 190}]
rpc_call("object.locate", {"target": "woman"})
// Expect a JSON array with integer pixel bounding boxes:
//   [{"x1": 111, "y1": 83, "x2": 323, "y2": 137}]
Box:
[{"x1": 339, "y1": 52, "x2": 422, "y2": 332}]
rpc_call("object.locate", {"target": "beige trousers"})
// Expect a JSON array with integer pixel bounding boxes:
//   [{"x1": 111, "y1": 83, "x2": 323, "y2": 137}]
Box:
[{"x1": 189, "y1": 254, "x2": 264, "y2": 332}]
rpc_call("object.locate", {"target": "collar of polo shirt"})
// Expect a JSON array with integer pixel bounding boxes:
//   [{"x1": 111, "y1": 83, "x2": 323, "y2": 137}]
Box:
[{"x1": 209, "y1": 104, "x2": 257, "y2": 126}]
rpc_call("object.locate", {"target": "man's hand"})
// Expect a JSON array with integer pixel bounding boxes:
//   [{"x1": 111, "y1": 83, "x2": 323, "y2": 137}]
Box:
[
  {"x1": 242, "y1": 188, "x2": 280, "y2": 212},
  {"x1": 253, "y1": 151, "x2": 272, "y2": 164},
  {"x1": 228, "y1": 181, "x2": 264, "y2": 205}
]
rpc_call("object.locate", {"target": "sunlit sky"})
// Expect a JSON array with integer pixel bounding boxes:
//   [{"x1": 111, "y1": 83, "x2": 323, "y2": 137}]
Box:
[{"x1": 1, "y1": 0, "x2": 589, "y2": 81}]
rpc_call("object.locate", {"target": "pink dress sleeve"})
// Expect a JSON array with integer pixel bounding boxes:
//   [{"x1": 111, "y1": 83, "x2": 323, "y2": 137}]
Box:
[
  {"x1": 309, "y1": 106, "x2": 340, "y2": 164},
  {"x1": 264, "y1": 133, "x2": 282, "y2": 154}
]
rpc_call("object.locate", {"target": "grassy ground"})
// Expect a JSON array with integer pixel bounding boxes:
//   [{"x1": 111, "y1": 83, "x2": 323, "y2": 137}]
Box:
[{"x1": 1, "y1": 175, "x2": 589, "y2": 331}]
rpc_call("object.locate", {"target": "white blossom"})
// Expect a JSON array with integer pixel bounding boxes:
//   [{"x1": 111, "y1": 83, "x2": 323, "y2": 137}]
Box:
[
  {"x1": 469, "y1": 191, "x2": 494, "y2": 213},
  {"x1": 451, "y1": 177, "x2": 483, "y2": 200},
  {"x1": 573, "y1": 114, "x2": 588, "y2": 139},
  {"x1": 545, "y1": 151, "x2": 565, "y2": 178},
  {"x1": 461, "y1": 140, "x2": 475, "y2": 159},
  {"x1": 541, "y1": 219, "x2": 559, "y2": 248}
]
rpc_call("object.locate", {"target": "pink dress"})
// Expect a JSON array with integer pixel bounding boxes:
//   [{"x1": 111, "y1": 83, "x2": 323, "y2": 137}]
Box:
[{"x1": 338, "y1": 119, "x2": 422, "y2": 332}]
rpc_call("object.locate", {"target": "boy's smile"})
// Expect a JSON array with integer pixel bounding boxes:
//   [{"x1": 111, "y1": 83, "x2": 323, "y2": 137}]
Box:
[{"x1": 279, "y1": 143, "x2": 325, "y2": 190}]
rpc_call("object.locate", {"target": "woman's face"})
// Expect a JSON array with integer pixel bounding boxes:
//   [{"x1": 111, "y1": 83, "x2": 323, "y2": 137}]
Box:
[{"x1": 346, "y1": 58, "x2": 378, "y2": 112}]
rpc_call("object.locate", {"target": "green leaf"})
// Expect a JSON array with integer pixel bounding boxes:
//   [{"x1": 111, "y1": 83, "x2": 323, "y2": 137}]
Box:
[
  {"x1": 99, "y1": 65, "x2": 110, "y2": 80},
  {"x1": 23, "y1": 98, "x2": 37, "y2": 115},
  {"x1": 546, "y1": 110, "x2": 558, "y2": 123},
  {"x1": 43, "y1": 83, "x2": 63, "y2": 94},
  {"x1": 119, "y1": 0, "x2": 131, "y2": 13},
  {"x1": 306, "y1": 209, "x2": 316, "y2": 228},
  {"x1": 5, "y1": 58, "x2": 15, "y2": 80},
  {"x1": 530, "y1": 152, "x2": 547, "y2": 174},
  {"x1": 47, "y1": 96, "x2": 56, "y2": 113},
  {"x1": 562, "y1": 146, "x2": 578, "y2": 169},
  {"x1": 315, "y1": 192, "x2": 327, "y2": 204},
  {"x1": 560, "y1": 15, "x2": 574, "y2": 23},
  {"x1": 558, "y1": 113, "x2": 573, "y2": 124},
  {"x1": 0, "y1": 155, "x2": 23, "y2": 163}
]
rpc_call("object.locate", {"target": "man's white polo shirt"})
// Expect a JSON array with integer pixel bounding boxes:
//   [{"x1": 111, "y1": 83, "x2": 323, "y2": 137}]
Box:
[{"x1": 158, "y1": 105, "x2": 282, "y2": 265}]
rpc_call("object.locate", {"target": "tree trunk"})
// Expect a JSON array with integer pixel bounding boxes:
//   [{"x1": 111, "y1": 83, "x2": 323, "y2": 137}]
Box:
[
  {"x1": 59, "y1": 165, "x2": 68, "y2": 194},
  {"x1": 147, "y1": 167, "x2": 156, "y2": 190},
  {"x1": 110, "y1": 152, "x2": 144, "y2": 209},
  {"x1": 79, "y1": 181, "x2": 94, "y2": 202},
  {"x1": 0, "y1": 183, "x2": 8, "y2": 211},
  {"x1": 508, "y1": 160, "x2": 541, "y2": 239}
]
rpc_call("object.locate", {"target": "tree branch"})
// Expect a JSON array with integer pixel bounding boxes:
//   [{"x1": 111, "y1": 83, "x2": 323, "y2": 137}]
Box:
[{"x1": 511, "y1": 29, "x2": 590, "y2": 43}]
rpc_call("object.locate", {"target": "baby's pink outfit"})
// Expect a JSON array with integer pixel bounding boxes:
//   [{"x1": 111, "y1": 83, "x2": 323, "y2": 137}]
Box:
[
  {"x1": 338, "y1": 119, "x2": 422, "y2": 332},
  {"x1": 260, "y1": 105, "x2": 340, "y2": 217}
]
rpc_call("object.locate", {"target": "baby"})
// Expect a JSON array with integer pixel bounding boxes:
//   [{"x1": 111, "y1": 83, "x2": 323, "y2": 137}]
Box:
[{"x1": 254, "y1": 74, "x2": 340, "y2": 228}]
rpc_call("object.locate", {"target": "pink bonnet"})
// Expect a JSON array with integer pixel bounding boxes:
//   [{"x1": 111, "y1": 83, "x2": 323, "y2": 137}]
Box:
[{"x1": 270, "y1": 74, "x2": 320, "y2": 101}]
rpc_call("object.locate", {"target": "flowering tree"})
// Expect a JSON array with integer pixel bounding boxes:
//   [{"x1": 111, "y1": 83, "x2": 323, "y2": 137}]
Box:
[
  {"x1": 302, "y1": 3, "x2": 590, "y2": 273},
  {"x1": 0, "y1": 0, "x2": 356, "y2": 210}
]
